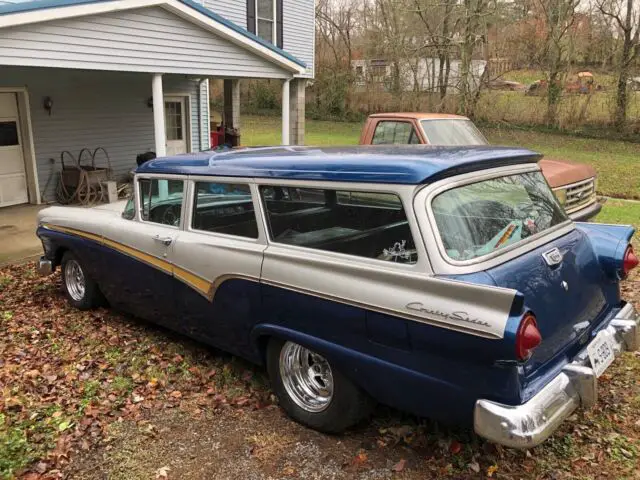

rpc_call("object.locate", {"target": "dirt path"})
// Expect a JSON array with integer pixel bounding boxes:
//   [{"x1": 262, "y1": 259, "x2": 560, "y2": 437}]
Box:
[{"x1": 68, "y1": 406, "x2": 426, "y2": 480}]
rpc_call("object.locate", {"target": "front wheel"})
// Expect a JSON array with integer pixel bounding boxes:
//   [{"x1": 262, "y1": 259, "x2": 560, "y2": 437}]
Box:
[
  {"x1": 60, "y1": 251, "x2": 101, "y2": 310},
  {"x1": 266, "y1": 338, "x2": 373, "y2": 433}
]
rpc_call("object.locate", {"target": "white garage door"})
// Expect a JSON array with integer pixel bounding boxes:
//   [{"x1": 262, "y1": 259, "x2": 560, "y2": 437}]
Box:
[{"x1": 0, "y1": 93, "x2": 28, "y2": 207}]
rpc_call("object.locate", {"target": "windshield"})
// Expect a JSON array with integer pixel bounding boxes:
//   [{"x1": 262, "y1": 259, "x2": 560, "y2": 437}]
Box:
[
  {"x1": 420, "y1": 119, "x2": 488, "y2": 146},
  {"x1": 431, "y1": 171, "x2": 568, "y2": 261}
]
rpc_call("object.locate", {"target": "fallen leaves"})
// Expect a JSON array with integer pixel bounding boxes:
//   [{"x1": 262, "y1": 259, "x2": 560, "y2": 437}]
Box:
[
  {"x1": 449, "y1": 440, "x2": 462, "y2": 455},
  {"x1": 0, "y1": 263, "x2": 271, "y2": 479},
  {"x1": 391, "y1": 458, "x2": 406, "y2": 472},
  {"x1": 155, "y1": 466, "x2": 170, "y2": 479}
]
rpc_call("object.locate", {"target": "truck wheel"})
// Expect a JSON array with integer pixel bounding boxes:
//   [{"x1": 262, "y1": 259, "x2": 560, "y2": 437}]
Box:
[
  {"x1": 266, "y1": 338, "x2": 373, "y2": 433},
  {"x1": 60, "y1": 251, "x2": 101, "y2": 310}
]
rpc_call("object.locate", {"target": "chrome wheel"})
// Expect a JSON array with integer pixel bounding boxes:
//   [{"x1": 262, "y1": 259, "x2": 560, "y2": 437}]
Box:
[
  {"x1": 64, "y1": 259, "x2": 86, "y2": 301},
  {"x1": 279, "y1": 341, "x2": 334, "y2": 413}
]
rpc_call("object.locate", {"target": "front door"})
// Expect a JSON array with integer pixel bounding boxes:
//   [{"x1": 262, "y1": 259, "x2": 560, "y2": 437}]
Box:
[
  {"x1": 99, "y1": 177, "x2": 185, "y2": 325},
  {"x1": 0, "y1": 93, "x2": 28, "y2": 207},
  {"x1": 164, "y1": 97, "x2": 189, "y2": 156}
]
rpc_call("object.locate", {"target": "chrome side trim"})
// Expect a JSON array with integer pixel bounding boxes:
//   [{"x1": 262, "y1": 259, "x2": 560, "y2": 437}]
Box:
[
  {"x1": 260, "y1": 244, "x2": 518, "y2": 339},
  {"x1": 260, "y1": 278, "x2": 503, "y2": 338},
  {"x1": 474, "y1": 304, "x2": 639, "y2": 448}
]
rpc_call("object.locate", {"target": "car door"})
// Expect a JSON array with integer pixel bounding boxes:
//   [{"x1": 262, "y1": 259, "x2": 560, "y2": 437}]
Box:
[
  {"x1": 169, "y1": 179, "x2": 267, "y2": 357},
  {"x1": 99, "y1": 176, "x2": 185, "y2": 326}
]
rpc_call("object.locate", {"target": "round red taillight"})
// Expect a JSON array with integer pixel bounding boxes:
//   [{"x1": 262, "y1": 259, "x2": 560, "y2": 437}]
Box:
[
  {"x1": 516, "y1": 314, "x2": 542, "y2": 361},
  {"x1": 623, "y1": 245, "x2": 639, "y2": 277}
]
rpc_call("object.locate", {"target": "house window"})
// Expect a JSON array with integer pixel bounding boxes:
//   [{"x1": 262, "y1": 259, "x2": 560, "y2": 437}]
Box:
[
  {"x1": 247, "y1": 0, "x2": 282, "y2": 48},
  {"x1": 257, "y1": 0, "x2": 275, "y2": 43},
  {"x1": 165, "y1": 101, "x2": 183, "y2": 141},
  {"x1": 259, "y1": 186, "x2": 417, "y2": 264}
]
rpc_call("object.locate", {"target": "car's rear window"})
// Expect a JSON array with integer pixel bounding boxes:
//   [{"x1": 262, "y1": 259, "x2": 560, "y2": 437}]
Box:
[
  {"x1": 431, "y1": 171, "x2": 568, "y2": 261},
  {"x1": 420, "y1": 119, "x2": 487, "y2": 146}
]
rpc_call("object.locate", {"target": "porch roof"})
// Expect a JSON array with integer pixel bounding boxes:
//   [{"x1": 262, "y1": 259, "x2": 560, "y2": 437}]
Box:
[{"x1": 0, "y1": 0, "x2": 306, "y2": 75}]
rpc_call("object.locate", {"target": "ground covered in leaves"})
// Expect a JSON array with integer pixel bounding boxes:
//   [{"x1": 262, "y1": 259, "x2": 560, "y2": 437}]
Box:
[{"x1": 1, "y1": 263, "x2": 639, "y2": 480}]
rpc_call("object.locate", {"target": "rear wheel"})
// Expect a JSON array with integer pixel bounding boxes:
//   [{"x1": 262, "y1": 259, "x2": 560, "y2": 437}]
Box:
[
  {"x1": 266, "y1": 338, "x2": 373, "y2": 433},
  {"x1": 61, "y1": 251, "x2": 101, "y2": 310}
]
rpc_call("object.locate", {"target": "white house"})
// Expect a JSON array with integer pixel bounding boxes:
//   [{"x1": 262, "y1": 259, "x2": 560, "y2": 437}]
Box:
[
  {"x1": 352, "y1": 58, "x2": 487, "y2": 94},
  {"x1": 0, "y1": 0, "x2": 315, "y2": 207}
]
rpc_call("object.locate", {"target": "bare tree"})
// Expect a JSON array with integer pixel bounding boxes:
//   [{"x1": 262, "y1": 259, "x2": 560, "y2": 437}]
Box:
[
  {"x1": 596, "y1": 0, "x2": 640, "y2": 127},
  {"x1": 534, "y1": 0, "x2": 580, "y2": 126},
  {"x1": 457, "y1": 0, "x2": 494, "y2": 116},
  {"x1": 412, "y1": 0, "x2": 456, "y2": 104}
]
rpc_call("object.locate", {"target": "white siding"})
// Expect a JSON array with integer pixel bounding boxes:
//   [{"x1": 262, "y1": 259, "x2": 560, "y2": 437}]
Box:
[
  {"x1": 203, "y1": 0, "x2": 315, "y2": 78},
  {"x1": 203, "y1": 0, "x2": 246, "y2": 26},
  {"x1": 0, "y1": 6, "x2": 290, "y2": 78},
  {"x1": 283, "y1": 0, "x2": 314, "y2": 78},
  {"x1": 0, "y1": 68, "x2": 205, "y2": 202}
]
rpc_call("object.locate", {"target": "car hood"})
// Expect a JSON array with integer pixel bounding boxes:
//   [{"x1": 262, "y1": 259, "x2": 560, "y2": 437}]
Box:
[
  {"x1": 91, "y1": 200, "x2": 128, "y2": 214},
  {"x1": 538, "y1": 158, "x2": 596, "y2": 188}
]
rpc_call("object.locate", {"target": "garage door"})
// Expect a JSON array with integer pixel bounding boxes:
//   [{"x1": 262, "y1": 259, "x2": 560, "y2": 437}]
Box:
[{"x1": 0, "y1": 93, "x2": 28, "y2": 207}]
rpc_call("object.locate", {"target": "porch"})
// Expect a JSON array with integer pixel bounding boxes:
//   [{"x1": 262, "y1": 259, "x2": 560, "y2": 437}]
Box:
[{"x1": 0, "y1": 0, "x2": 307, "y2": 207}]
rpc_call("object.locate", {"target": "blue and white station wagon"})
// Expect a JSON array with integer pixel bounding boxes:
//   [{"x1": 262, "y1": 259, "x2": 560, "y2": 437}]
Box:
[{"x1": 36, "y1": 146, "x2": 639, "y2": 448}]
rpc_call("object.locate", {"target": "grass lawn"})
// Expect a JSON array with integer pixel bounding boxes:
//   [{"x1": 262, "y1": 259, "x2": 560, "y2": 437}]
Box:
[
  {"x1": 241, "y1": 115, "x2": 640, "y2": 199},
  {"x1": 596, "y1": 199, "x2": 640, "y2": 247}
]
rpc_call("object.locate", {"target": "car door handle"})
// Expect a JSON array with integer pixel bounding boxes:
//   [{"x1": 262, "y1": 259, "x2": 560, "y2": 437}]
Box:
[{"x1": 152, "y1": 235, "x2": 173, "y2": 246}]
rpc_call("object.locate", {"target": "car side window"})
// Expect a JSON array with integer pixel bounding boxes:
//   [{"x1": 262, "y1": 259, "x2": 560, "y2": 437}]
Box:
[
  {"x1": 371, "y1": 121, "x2": 419, "y2": 145},
  {"x1": 139, "y1": 178, "x2": 184, "y2": 227},
  {"x1": 191, "y1": 182, "x2": 259, "y2": 238},
  {"x1": 260, "y1": 186, "x2": 417, "y2": 264}
]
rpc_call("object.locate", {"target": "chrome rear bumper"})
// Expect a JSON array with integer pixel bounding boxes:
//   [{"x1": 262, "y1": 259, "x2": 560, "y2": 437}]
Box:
[
  {"x1": 37, "y1": 257, "x2": 53, "y2": 276},
  {"x1": 474, "y1": 303, "x2": 638, "y2": 448}
]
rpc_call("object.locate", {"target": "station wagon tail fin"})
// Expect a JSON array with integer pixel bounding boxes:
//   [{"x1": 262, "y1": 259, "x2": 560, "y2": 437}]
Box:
[{"x1": 486, "y1": 222, "x2": 636, "y2": 382}]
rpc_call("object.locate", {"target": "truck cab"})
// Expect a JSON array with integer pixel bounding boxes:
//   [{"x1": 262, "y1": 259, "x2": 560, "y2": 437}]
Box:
[{"x1": 359, "y1": 113, "x2": 601, "y2": 222}]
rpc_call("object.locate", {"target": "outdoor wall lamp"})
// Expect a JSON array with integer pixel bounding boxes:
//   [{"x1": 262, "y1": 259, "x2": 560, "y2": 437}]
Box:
[
  {"x1": 43, "y1": 96, "x2": 53, "y2": 116},
  {"x1": 147, "y1": 97, "x2": 154, "y2": 109}
]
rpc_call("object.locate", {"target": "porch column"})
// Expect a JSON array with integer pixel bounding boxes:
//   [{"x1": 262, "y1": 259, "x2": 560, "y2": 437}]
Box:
[
  {"x1": 152, "y1": 73, "x2": 166, "y2": 157},
  {"x1": 223, "y1": 79, "x2": 240, "y2": 130},
  {"x1": 281, "y1": 79, "x2": 290, "y2": 145},
  {"x1": 289, "y1": 78, "x2": 306, "y2": 145}
]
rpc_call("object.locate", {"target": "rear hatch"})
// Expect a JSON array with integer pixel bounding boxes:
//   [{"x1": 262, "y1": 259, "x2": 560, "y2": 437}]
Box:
[{"x1": 485, "y1": 227, "x2": 619, "y2": 379}]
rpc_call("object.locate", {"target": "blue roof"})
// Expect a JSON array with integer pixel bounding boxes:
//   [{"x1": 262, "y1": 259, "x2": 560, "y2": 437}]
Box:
[
  {"x1": 135, "y1": 146, "x2": 543, "y2": 184},
  {"x1": 0, "y1": 0, "x2": 306, "y2": 69}
]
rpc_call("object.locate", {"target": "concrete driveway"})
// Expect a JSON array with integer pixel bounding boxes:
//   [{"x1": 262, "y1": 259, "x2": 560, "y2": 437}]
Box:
[{"x1": 0, "y1": 204, "x2": 47, "y2": 265}]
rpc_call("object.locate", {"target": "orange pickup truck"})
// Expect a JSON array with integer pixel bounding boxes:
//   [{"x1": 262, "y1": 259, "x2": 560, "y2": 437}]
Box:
[{"x1": 360, "y1": 113, "x2": 601, "y2": 221}]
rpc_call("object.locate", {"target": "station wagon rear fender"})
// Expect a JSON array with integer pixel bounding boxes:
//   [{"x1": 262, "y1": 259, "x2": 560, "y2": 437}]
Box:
[
  {"x1": 250, "y1": 257, "x2": 528, "y2": 366},
  {"x1": 576, "y1": 223, "x2": 635, "y2": 279}
]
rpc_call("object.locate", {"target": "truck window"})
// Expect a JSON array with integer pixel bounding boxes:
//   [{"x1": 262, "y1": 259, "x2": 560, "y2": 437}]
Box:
[{"x1": 372, "y1": 121, "x2": 420, "y2": 145}]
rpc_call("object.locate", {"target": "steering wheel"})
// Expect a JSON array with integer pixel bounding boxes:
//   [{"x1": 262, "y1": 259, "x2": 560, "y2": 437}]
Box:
[{"x1": 161, "y1": 204, "x2": 181, "y2": 226}]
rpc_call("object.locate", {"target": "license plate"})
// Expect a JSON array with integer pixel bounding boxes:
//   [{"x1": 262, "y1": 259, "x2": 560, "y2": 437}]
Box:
[{"x1": 587, "y1": 331, "x2": 615, "y2": 377}]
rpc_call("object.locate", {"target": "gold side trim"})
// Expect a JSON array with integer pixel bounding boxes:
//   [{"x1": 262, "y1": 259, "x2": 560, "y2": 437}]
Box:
[{"x1": 43, "y1": 223, "x2": 211, "y2": 297}]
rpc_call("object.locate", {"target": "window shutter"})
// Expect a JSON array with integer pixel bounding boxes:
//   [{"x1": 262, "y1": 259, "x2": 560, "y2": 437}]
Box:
[
  {"x1": 276, "y1": 0, "x2": 283, "y2": 48},
  {"x1": 247, "y1": 0, "x2": 256, "y2": 34}
]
